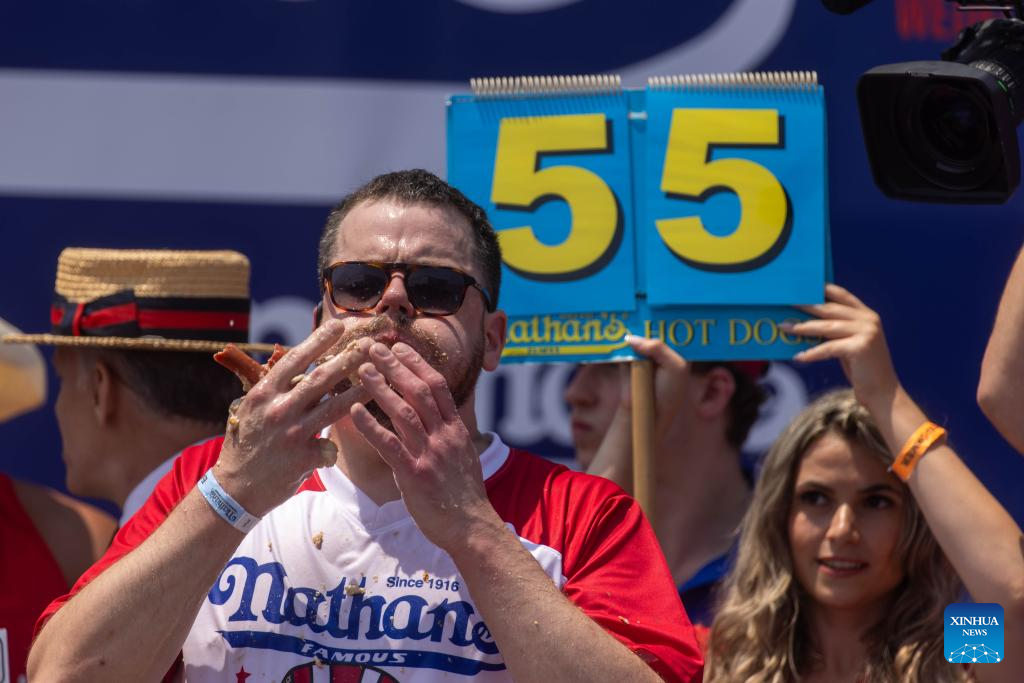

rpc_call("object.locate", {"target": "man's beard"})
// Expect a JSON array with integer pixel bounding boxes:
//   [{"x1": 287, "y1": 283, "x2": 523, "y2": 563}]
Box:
[{"x1": 328, "y1": 314, "x2": 484, "y2": 432}]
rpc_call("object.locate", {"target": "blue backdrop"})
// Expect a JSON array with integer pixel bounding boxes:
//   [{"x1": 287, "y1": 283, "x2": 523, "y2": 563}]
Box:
[{"x1": 1, "y1": 0, "x2": 1021, "y2": 525}]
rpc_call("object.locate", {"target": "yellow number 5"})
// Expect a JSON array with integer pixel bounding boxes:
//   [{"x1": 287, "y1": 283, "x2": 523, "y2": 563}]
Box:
[
  {"x1": 492, "y1": 114, "x2": 620, "y2": 280},
  {"x1": 657, "y1": 109, "x2": 790, "y2": 271}
]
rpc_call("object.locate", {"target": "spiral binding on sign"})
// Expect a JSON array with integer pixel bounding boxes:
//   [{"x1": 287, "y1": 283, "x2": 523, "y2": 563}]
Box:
[
  {"x1": 470, "y1": 74, "x2": 622, "y2": 98},
  {"x1": 648, "y1": 71, "x2": 819, "y2": 92}
]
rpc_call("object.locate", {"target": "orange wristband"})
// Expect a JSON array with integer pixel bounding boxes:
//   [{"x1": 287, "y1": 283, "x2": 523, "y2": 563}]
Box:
[{"x1": 891, "y1": 421, "x2": 947, "y2": 482}]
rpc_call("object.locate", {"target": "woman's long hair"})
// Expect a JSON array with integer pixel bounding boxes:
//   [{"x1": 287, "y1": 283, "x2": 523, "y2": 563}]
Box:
[{"x1": 704, "y1": 389, "x2": 964, "y2": 683}]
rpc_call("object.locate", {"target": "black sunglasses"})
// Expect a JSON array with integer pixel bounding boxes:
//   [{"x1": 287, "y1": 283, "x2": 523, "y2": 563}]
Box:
[{"x1": 322, "y1": 261, "x2": 494, "y2": 316}]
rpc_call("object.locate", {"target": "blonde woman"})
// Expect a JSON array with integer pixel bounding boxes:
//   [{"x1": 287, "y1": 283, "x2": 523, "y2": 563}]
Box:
[{"x1": 705, "y1": 284, "x2": 1024, "y2": 683}]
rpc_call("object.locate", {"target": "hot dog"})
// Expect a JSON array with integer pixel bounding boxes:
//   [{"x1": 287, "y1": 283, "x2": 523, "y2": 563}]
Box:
[
  {"x1": 213, "y1": 344, "x2": 280, "y2": 392},
  {"x1": 213, "y1": 340, "x2": 366, "y2": 395}
]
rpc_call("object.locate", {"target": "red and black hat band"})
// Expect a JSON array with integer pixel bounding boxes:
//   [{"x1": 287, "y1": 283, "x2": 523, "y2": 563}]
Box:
[{"x1": 50, "y1": 291, "x2": 251, "y2": 343}]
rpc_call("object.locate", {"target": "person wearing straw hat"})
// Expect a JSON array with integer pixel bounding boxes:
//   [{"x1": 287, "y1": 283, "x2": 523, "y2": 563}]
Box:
[
  {"x1": 0, "y1": 317, "x2": 116, "y2": 683},
  {"x1": 30, "y1": 170, "x2": 702, "y2": 682},
  {"x1": 1, "y1": 247, "x2": 275, "y2": 525}
]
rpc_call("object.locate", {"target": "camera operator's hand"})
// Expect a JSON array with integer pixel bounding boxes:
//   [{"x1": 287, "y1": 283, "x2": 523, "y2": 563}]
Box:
[
  {"x1": 783, "y1": 283, "x2": 901, "y2": 414},
  {"x1": 215, "y1": 319, "x2": 372, "y2": 518}
]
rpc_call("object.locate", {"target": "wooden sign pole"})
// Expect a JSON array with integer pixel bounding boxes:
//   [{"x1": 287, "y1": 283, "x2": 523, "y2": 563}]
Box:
[{"x1": 631, "y1": 359, "x2": 656, "y2": 523}]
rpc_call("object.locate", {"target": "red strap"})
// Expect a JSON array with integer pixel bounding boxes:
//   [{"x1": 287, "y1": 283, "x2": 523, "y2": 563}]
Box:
[
  {"x1": 58, "y1": 304, "x2": 247, "y2": 335},
  {"x1": 137, "y1": 309, "x2": 249, "y2": 331},
  {"x1": 71, "y1": 303, "x2": 86, "y2": 337},
  {"x1": 79, "y1": 303, "x2": 138, "y2": 330},
  {"x1": 50, "y1": 294, "x2": 250, "y2": 340}
]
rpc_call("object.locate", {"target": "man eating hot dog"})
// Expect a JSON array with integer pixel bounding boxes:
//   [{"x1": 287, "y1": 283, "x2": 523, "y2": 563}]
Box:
[{"x1": 28, "y1": 169, "x2": 703, "y2": 682}]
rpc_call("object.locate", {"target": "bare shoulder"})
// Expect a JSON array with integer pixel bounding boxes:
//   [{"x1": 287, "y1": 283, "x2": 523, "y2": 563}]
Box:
[{"x1": 12, "y1": 479, "x2": 116, "y2": 585}]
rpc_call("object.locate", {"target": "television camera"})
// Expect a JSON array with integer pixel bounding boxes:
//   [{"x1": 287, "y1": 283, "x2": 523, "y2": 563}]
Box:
[{"x1": 828, "y1": 1, "x2": 1024, "y2": 203}]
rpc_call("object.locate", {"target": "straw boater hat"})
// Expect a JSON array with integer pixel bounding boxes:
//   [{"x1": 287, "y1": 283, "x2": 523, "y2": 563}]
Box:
[
  {"x1": 0, "y1": 248, "x2": 277, "y2": 354},
  {"x1": 0, "y1": 317, "x2": 47, "y2": 423}
]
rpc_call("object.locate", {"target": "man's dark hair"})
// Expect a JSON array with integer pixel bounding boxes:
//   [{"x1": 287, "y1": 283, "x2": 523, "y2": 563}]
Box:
[
  {"x1": 690, "y1": 362, "x2": 767, "y2": 451},
  {"x1": 317, "y1": 169, "x2": 501, "y2": 310},
  {"x1": 93, "y1": 349, "x2": 242, "y2": 424}
]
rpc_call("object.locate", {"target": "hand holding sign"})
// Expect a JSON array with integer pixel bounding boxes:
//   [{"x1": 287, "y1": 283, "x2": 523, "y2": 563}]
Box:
[{"x1": 787, "y1": 283, "x2": 900, "y2": 412}]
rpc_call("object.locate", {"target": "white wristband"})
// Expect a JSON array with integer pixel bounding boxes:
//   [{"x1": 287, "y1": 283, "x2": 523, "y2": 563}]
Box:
[{"x1": 198, "y1": 467, "x2": 261, "y2": 533}]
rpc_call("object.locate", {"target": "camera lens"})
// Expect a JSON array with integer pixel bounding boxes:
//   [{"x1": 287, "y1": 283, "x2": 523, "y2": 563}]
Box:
[
  {"x1": 895, "y1": 80, "x2": 998, "y2": 191},
  {"x1": 919, "y1": 85, "x2": 989, "y2": 165}
]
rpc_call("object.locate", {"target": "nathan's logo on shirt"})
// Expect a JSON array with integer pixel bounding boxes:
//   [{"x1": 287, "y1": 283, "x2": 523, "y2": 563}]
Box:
[
  {"x1": 208, "y1": 557, "x2": 504, "y2": 676},
  {"x1": 944, "y1": 603, "x2": 1004, "y2": 664}
]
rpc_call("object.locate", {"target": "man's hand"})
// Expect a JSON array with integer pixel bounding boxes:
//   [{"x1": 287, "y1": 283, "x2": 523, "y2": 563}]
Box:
[
  {"x1": 786, "y1": 283, "x2": 900, "y2": 412},
  {"x1": 350, "y1": 341, "x2": 503, "y2": 551},
  {"x1": 23, "y1": 321, "x2": 380, "y2": 683},
  {"x1": 216, "y1": 319, "x2": 371, "y2": 517},
  {"x1": 352, "y1": 340, "x2": 683, "y2": 683}
]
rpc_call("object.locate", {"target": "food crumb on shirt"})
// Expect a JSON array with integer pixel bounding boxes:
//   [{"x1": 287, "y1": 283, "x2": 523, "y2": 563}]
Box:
[
  {"x1": 423, "y1": 571, "x2": 430, "y2": 582},
  {"x1": 314, "y1": 655, "x2": 325, "y2": 669},
  {"x1": 345, "y1": 583, "x2": 365, "y2": 596},
  {"x1": 311, "y1": 531, "x2": 324, "y2": 549},
  {"x1": 617, "y1": 615, "x2": 630, "y2": 625},
  {"x1": 267, "y1": 541, "x2": 273, "y2": 551}
]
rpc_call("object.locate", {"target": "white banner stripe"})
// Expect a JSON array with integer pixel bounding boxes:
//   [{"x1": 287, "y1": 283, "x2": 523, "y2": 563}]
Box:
[
  {"x1": 0, "y1": 70, "x2": 450, "y2": 205},
  {"x1": 0, "y1": 0, "x2": 793, "y2": 204}
]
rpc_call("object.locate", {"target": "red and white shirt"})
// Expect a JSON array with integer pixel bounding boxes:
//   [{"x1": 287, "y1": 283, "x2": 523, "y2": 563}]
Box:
[{"x1": 39, "y1": 434, "x2": 702, "y2": 682}]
